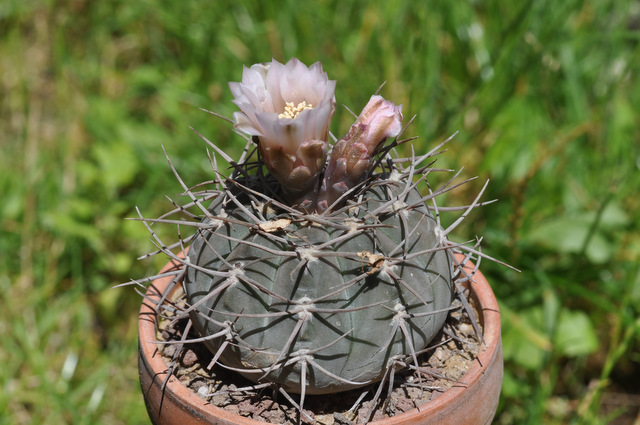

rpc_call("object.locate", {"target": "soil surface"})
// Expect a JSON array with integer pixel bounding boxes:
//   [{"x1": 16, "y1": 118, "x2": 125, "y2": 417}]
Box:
[{"x1": 156, "y1": 289, "x2": 481, "y2": 424}]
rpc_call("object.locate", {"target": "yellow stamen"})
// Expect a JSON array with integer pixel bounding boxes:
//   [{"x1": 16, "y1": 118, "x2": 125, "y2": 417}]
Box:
[{"x1": 278, "y1": 101, "x2": 313, "y2": 119}]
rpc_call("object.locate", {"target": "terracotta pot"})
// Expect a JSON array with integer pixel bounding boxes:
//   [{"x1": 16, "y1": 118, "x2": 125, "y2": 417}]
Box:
[{"x1": 139, "y1": 254, "x2": 503, "y2": 425}]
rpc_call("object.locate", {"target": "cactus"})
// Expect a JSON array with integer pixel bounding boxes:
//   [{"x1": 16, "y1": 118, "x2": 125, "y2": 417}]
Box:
[{"x1": 132, "y1": 58, "x2": 504, "y2": 417}]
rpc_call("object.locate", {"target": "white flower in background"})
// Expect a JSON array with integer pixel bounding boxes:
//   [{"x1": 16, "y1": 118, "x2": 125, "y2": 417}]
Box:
[{"x1": 229, "y1": 58, "x2": 336, "y2": 199}]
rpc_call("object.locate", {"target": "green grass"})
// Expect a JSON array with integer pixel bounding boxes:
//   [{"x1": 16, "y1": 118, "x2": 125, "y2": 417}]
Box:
[{"x1": 1, "y1": 0, "x2": 639, "y2": 423}]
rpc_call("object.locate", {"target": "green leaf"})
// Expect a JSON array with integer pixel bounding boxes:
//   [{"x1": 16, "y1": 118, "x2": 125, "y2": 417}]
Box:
[
  {"x1": 554, "y1": 310, "x2": 598, "y2": 357},
  {"x1": 598, "y1": 201, "x2": 630, "y2": 229},
  {"x1": 524, "y1": 215, "x2": 614, "y2": 264},
  {"x1": 500, "y1": 303, "x2": 550, "y2": 370},
  {"x1": 92, "y1": 139, "x2": 139, "y2": 197}
]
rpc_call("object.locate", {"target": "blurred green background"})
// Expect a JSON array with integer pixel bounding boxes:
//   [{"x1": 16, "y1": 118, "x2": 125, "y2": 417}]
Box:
[{"x1": 1, "y1": 0, "x2": 639, "y2": 423}]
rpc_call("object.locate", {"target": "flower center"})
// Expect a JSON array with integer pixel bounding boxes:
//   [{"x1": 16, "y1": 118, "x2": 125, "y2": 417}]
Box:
[{"x1": 278, "y1": 101, "x2": 313, "y2": 119}]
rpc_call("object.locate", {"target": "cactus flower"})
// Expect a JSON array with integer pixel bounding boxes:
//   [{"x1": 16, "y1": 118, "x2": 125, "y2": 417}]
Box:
[
  {"x1": 317, "y1": 95, "x2": 403, "y2": 210},
  {"x1": 229, "y1": 58, "x2": 336, "y2": 199}
]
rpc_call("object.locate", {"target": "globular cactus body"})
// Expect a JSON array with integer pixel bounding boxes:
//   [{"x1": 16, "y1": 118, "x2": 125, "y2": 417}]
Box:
[
  {"x1": 186, "y1": 181, "x2": 453, "y2": 394},
  {"x1": 132, "y1": 58, "x2": 496, "y2": 412}
]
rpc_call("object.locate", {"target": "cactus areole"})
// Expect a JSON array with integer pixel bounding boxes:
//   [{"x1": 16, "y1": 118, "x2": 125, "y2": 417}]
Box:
[{"x1": 138, "y1": 58, "x2": 496, "y2": 401}]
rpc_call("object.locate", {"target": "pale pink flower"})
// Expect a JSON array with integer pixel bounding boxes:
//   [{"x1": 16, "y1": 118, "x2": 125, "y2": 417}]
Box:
[{"x1": 229, "y1": 58, "x2": 336, "y2": 198}]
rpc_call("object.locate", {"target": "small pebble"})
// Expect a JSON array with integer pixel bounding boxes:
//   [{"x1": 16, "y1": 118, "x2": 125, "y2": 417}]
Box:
[
  {"x1": 162, "y1": 345, "x2": 176, "y2": 357},
  {"x1": 181, "y1": 349, "x2": 198, "y2": 367},
  {"x1": 316, "y1": 414, "x2": 335, "y2": 425}
]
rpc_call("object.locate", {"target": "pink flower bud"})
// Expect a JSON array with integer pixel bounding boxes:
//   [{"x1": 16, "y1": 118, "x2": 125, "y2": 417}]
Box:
[
  {"x1": 354, "y1": 95, "x2": 404, "y2": 152},
  {"x1": 316, "y1": 95, "x2": 403, "y2": 211}
]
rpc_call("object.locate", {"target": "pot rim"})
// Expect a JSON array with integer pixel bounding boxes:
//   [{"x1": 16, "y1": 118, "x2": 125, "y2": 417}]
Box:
[{"x1": 139, "y1": 253, "x2": 501, "y2": 425}]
